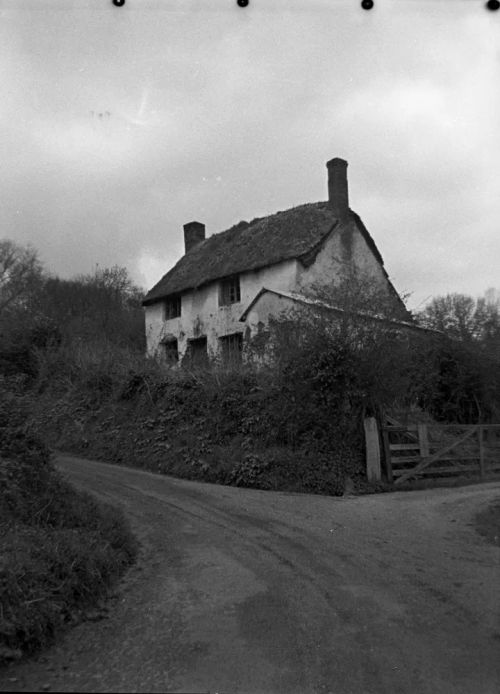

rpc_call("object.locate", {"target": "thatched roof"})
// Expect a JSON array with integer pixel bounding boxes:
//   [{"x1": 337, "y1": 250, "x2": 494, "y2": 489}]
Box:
[{"x1": 143, "y1": 202, "x2": 383, "y2": 305}]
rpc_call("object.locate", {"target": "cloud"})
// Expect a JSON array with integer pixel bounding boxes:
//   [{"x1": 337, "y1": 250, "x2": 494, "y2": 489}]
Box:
[{"x1": 1, "y1": 1, "x2": 499, "y2": 310}]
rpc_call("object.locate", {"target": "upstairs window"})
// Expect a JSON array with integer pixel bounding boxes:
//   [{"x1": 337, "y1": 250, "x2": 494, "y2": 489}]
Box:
[
  {"x1": 219, "y1": 332, "x2": 243, "y2": 364},
  {"x1": 164, "y1": 294, "x2": 181, "y2": 320},
  {"x1": 219, "y1": 275, "x2": 241, "y2": 306}
]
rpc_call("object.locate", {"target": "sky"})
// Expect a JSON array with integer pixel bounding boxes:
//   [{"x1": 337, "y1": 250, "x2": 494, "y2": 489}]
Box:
[{"x1": 1, "y1": 0, "x2": 499, "y2": 310}]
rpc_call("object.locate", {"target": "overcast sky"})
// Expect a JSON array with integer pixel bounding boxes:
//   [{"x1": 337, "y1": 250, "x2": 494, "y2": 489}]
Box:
[{"x1": 1, "y1": 0, "x2": 499, "y2": 309}]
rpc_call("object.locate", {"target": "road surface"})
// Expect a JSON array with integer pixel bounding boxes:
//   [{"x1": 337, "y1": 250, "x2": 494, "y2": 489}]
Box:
[{"x1": 1, "y1": 454, "x2": 500, "y2": 693}]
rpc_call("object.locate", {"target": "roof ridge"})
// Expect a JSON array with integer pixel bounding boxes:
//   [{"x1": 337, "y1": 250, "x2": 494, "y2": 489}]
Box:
[{"x1": 198, "y1": 200, "x2": 329, "y2": 247}]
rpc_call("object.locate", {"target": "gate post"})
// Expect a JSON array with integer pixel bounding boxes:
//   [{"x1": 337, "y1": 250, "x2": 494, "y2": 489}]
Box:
[
  {"x1": 478, "y1": 425, "x2": 485, "y2": 479},
  {"x1": 381, "y1": 425, "x2": 393, "y2": 483},
  {"x1": 364, "y1": 417, "x2": 382, "y2": 482},
  {"x1": 418, "y1": 423, "x2": 429, "y2": 458}
]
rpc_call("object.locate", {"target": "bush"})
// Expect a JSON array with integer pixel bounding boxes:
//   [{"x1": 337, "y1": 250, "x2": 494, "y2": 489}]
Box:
[
  {"x1": 6, "y1": 310, "x2": 373, "y2": 498},
  {"x1": 21, "y1": 344, "x2": 367, "y2": 495},
  {"x1": 0, "y1": 320, "x2": 61, "y2": 381},
  {"x1": 0, "y1": 391, "x2": 138, "y2": 663},
  {"x1": 0, "y1": 521, "x2": 135, "y2": 658},
  {"x1": 227, "y1": 447, "x2": 350, "y2": 496}
]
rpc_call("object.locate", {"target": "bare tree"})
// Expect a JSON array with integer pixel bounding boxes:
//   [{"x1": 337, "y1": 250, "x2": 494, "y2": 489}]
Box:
[
  {"x1": 0, "y1": 239, "x2": 43, "y2": 316},
  {"x1": 414, "y1": 290, "x2": 500, "y2": 421},
  {"x1": 39, "y1": 265, "x2": 145, "y2": 349},
  {"x1": 416, "y1": 291, "x2": 500, "y2": 344}
]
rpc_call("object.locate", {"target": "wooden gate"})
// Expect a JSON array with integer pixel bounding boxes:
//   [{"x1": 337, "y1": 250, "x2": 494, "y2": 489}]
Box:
[{"x1": 381, "y1": 421, "x2": 500, "y2": 485}]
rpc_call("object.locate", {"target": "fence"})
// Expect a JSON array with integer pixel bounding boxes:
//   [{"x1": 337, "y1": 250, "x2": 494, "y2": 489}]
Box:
[{"x1": 380, "y1": 423, "x2": 500, "y2": 485}]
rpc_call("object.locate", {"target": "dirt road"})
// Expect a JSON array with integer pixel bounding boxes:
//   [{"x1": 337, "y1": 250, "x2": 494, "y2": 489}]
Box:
[{"x1": 1, "y1": 455, "x2": 500, "y2": 693}]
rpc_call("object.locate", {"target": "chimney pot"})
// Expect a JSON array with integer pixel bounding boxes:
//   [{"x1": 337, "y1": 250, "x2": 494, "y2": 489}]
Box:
[
  {"x1": 183, "y1": 221, "x2": 205, "y2": 253},
  {"x1": 326, "y1": 157, "x2": 349, "y2": 219}
]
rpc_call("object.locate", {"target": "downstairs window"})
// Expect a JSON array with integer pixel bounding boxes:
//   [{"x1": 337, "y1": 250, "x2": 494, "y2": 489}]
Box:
[{"x1": 219, "y1": 332, "x2": 243, "y2": 364}]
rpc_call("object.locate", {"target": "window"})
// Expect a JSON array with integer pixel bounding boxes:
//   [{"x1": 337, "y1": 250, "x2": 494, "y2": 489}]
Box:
[
  {"x1": 164, "y1": 295, "x2": 181, "y2": 320},
  {"x1": 184, "y1": 336, "x2": 208, "y2": 367},
  {"x1": 163, "y1": 339, "x2": 178, "y2": 365},
  {"x1": 219, "y1": 275, "x2": 241, "y2": 306},
  {"x1": 219, "y1": 332, "x2": 243, "y2": 364}
]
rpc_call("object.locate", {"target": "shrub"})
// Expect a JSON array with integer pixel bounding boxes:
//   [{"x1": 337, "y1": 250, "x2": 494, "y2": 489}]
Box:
[
  {"x1": 0, "y1": 390, "x2": 138, "y2": 663},
  {"x1": 0, "y1": 522, "x2": 134, "y2": 658},
  {"x1": 0, "y1": 320, "x2": 61, "y2": 381}
]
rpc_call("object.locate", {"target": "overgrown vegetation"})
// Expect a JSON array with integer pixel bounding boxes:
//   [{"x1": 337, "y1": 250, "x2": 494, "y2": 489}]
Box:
[
  {"x1": 23, "y1": 344, "x2": 356, "y2": 496},
  {"x1": 0, "y1": 385, "x2": 138, "y2": 664},
  {"x1": 2, "y1": 240, "x2": 500, "y2": 503},
  {"x1": 3, "y1": 234, "x2": 499, "y2": 663},
  {"x1": 415, "y1": 290, "x2": 500, "y2": 422}
]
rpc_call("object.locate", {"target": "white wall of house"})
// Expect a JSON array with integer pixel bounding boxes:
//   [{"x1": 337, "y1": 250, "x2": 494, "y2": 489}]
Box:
[
  {"x1": 243, "y1": 291, "x2": 298, "y2": 336},
  {"x1": 296, "y1": 219, "x2": 389, "y2": 294},
  {"x1": 241, "y1": 292, "x2": 299, "y2": 365},
  {"x1": 145, "y1": 258, "x2": 299, "y2": 361}
]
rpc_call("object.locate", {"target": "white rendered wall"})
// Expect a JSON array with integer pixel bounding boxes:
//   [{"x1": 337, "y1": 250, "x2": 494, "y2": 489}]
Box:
[
  {"x1": 144, "y1": 258, "x2": 299, "y2": 360},
  {"x1": 243, "y1": 292, "x2": 299, "y2": 338},
  {"x1": 296, "y1": 218, "x2": 389, "y2": 294}
]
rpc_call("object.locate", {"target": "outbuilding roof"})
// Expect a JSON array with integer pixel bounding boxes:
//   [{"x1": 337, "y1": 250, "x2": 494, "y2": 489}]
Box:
[{"x1": 240, "y1": 288, "x2": 438, "y2": 334}]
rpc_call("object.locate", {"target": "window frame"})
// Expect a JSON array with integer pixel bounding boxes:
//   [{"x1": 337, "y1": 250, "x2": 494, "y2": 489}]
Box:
[
  {"x1": 219, "y1": 332, "x2": 243, "y2": 364},
  {"x1": 219, "y1": 275, "x2": 241, "y2": 306},
  {"x1": 164, "y1": 294, "x2": 181, "y2": 320}
]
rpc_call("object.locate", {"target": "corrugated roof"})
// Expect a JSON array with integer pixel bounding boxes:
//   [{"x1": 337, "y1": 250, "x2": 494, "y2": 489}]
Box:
[{"x1": 142, "y1": 203, "x2": 385, "y2": 305}]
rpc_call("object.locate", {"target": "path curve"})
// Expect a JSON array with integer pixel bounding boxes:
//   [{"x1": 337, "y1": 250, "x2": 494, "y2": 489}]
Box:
[{"x1": 1, "y1": 455, "x2": 500, "y2": 693}]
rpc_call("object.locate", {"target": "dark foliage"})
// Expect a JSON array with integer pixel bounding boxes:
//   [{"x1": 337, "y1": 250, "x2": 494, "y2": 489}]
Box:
[
  {"x1": 0, "y1": 320, "x2": 61, "y2": 380},
  {"x1": 0, "y1": 391, "x2": 138, "y2": 663},
  {"x1": 415, "y1": 290, "x2": 500, "y2": 422}
]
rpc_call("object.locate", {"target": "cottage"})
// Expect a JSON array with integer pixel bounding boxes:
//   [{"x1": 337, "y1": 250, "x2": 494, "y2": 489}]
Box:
[{"x1": 142, "y1": 157, "x2": 407, "y2": 365}]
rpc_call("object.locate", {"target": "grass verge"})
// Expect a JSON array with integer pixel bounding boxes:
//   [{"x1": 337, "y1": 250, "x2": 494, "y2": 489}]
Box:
[{"x1": 0, "y1": 394, "x2": 138, "y2": 665}]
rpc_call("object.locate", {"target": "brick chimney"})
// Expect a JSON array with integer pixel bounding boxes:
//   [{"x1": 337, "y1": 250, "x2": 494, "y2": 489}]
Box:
[
  {"x1": 326, "y1": 158, "x2": 349, "y2": 219},
  {"x1": 183, "y1": 221, "x2": 205, "y2": 253}
]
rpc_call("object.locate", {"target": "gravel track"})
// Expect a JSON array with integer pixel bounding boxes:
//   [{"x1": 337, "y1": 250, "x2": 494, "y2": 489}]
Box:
[{"x1": 1, "y1": 454, "x2": 499, "y2": 693}]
